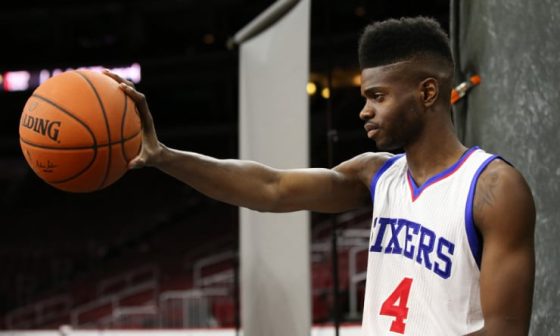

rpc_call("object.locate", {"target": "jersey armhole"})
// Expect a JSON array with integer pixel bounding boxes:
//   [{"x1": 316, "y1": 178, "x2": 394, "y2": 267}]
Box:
[
  {"x1": 464, "y1": 155, "x2": 502, "y2": 269},
  {"x1": 369, "y1": 154, "x2": 403, "y2": 206}
]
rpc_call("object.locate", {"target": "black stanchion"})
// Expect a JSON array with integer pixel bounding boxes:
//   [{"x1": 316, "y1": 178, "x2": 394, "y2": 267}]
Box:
[{"x1": 324, "y1": 0, "x2": 340, "y2": 334}]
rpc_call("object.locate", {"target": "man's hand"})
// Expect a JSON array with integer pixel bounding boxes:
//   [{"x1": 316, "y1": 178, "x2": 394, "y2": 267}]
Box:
[
  {"x1": 102, "y1": 69, "x2": 384, "y2": 214},
  {"x1": 102, "y1": 69, "x2": 162, "y2": 169}
]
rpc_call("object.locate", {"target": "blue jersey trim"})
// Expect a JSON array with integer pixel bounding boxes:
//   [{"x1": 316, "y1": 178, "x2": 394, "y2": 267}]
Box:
[
  {"x1": 407, "y1": 146, "x2": 479, "y2": 201},
  {"x1": 465, "y1": 154, "x2": 500, "y2": 269},
  {"x1": 370, "y1": 154, "x2": 404, "y2": 206}
]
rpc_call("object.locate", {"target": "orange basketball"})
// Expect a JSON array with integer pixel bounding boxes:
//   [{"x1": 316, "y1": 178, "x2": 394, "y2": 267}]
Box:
[{"x1": 19, "y1": 69, "x2": 142, "y2": 193}]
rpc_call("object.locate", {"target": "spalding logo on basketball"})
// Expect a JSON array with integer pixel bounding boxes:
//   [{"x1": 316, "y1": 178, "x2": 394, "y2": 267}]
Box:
[{"x1": 19, "y1": 70, "x2": 142, "y2": 193}]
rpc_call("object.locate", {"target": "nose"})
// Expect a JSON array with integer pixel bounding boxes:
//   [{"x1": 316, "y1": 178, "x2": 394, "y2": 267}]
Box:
[{"x1": 359, "y1": 101, "x2": 374, "y2": 121}]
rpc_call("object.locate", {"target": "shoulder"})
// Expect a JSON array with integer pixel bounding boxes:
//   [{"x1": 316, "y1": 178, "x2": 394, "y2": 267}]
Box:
[
  {"x1": 333, "y1": 152, "x2": 396, "y2": 187},
  {"x1": 474, "y1": 159, "x2": 535, "y2": 236}
]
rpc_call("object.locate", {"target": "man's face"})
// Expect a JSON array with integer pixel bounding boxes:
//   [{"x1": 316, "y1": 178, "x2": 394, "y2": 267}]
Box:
[{"x1": 359, "y1": 63, "x2": 424, "y2": 151}]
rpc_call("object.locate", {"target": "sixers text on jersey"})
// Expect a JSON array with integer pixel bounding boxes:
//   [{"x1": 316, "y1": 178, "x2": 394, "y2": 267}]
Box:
[{"x1": 370, "y1": 216, "x2": 455, "y2": 279}]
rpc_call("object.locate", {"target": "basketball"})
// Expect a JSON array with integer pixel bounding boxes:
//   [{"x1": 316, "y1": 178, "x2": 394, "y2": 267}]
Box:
[{"x1": 18, "y1": 69, "x2": 142, "y2": 193}]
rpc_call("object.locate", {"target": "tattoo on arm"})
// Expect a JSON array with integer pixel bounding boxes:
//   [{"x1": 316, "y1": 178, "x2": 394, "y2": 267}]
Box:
[{"x1": 474, "y1": 169, "x2": 500, "y2": 222}]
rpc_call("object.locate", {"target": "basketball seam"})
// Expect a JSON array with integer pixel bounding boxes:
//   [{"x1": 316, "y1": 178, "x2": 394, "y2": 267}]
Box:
[
  {"x1": 50, "y1": 134, "x2": 142, "y2": 186},
  {"x1": 20, "y1": 132, "x2": 142, "y2": 187},
  {"x1": 20, "y1": 130, "x2": 142, "y2": 151},
  {"x1": 26, "y1": 94, "x2": 99, "y2": 185},
  {"x1": 75, "y1": 71, "x2": 112, "y2": 190}
]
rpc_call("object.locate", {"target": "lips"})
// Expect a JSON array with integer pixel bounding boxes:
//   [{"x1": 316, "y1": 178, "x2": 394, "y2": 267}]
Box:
[
  {"x1": 364, "y1": 122, "x2": 379, "y2": 132},
  {"x1": 364, "y1": 122, "x2": 380, "y2": 138}
]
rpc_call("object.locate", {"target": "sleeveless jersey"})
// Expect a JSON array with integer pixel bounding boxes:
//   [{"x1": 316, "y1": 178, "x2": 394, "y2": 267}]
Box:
[{"x1": 362, "y1": 147, "x2": 499, "y2": 335}]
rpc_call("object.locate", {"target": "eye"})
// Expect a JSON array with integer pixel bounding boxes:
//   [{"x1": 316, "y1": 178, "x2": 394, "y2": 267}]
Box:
[
  {"x1": 372, "y1": 92, "x2": 385, "y2": 102},
  {"x1": 363, "y1": 88, "x2": 386, "y2": 103}
]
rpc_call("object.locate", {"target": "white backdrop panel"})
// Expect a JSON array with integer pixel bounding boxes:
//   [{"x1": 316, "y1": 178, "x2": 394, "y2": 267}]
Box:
[{"x1": 239, "y1": 1, "x2": 311, "y2": 335}]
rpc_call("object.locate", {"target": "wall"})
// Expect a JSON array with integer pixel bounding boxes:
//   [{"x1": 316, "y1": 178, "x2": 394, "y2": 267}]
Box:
[{"x1": 455, "y1": 1, "x2": 560, "y2": 334}]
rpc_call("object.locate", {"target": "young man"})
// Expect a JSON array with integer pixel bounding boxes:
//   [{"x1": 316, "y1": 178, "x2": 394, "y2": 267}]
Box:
[{"x1": 105, "y1": 17, "x2": 534, "y2": 336}]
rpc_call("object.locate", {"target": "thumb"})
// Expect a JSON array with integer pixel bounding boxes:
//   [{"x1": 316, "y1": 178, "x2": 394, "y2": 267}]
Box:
[{"x1": 128, "y1": 157, "x2": 146, "y2": 170}]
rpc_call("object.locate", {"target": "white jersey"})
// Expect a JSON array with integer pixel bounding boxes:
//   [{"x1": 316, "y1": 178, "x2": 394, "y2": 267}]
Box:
[{"x1": 362, "y1": 147, "x2": 499, "y2": 335}]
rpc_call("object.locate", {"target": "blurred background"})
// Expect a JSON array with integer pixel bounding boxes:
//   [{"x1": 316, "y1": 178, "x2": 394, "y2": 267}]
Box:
[
  {"x1": 7, "y1": 0, "x2": 557, "y2": 333},
  {"x1": 0, "y1": 0, "x2": 450, "y2": 330}
]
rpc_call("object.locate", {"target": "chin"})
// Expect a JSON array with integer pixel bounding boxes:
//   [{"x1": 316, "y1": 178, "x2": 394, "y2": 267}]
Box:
[{"x1": 374, "y1": 139, "x2": 401, "y2": 152}]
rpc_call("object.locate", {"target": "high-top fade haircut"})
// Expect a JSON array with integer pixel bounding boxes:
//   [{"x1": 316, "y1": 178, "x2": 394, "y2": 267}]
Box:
[{"x1": 358, "y1": 17, "x2": 453, "y2": 70}]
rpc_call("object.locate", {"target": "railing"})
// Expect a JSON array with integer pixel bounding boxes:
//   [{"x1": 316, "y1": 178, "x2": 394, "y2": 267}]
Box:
[
  {"x1": 97, "y1": 265, "x2": 158, "y2": 296},
  {"x1": 3, "y1": 210, "x2": 373, "y2": 330},
  {"x1": 5, "y1": 295, "x2": 71, "y2": 329},
  {"x1": 347, "y1": 246, "x2": 368, "y2": 320},
  {"x1": 311, "y1": 228, "x2": 370, "y2": 321},
  {"x1": 112, "y1": 305, "x2": 158, "y2": 328},
  {"x1": 312, "y1": 208, "x2": 371, "y2": 239},
  {"x1": 193, "y1": 251, "x2": 236, "y2": 288},
  {"x1": 158, "y1": 288, "x2": 230, "y2": 328},
  {"x1": 71, "y1": 280, "x2": 158, "y2": 327}
]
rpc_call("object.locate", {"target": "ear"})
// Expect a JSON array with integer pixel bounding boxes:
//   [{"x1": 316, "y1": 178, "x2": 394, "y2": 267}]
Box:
[{"x1": 419, "y1": 77, "x2": 439, "y2": 107}]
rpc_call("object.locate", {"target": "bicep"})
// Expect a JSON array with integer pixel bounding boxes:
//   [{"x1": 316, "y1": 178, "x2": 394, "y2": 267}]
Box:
[
  {"x1": 475, "y1": 162, "x2": 535, "y2": 334},
  {"x1": 271, "y1": 153, "x2": 385, "y2": 213},
  {"x1": 272, "y1": 168, "x2": 368, "y2": 213}
]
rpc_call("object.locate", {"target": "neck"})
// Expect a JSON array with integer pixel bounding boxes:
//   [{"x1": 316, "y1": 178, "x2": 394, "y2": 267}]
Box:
[{"x1": 403, "y1": 111, "x2": 467, "y2": 186}]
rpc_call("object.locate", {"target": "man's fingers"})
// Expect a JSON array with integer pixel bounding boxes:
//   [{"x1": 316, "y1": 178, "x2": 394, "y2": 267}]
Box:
[
  {"x1": 103, "y1": 69, "x2": 135, "y2": 88},
  {"x1": 119, "y1": 82, "x2": 145, "y2": 102},
  {"x1": 119, "y1": 83, "x2": 149, "y2": 117},
  {"x1": 118, "y1": 83, "x2": 157, "y2": 137}
]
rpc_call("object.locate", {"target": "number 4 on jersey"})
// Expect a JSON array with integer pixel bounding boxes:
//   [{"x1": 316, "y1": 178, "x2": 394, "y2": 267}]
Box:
[{"x1": 380, "y1": 277, "x2": 413, "y2": 334}]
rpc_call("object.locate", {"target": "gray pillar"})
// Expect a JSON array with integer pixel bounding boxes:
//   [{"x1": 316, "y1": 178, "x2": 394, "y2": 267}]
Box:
[
  {"x1": 238, "y1": 1, "x2": 311, "y2": 335},
  {"x1": 455, "y1": 1, "x2": 560, "y2": 334}
]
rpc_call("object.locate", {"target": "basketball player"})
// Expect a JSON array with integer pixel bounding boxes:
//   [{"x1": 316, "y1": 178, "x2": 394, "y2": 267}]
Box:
[{"x1": 105, "y1": 17, "x2": 534, "y2": 336}]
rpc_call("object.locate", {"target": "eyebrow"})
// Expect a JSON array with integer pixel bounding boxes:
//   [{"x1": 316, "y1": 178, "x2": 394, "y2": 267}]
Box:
[{"x1": 362, "y1": 86, "x2": 386, "y2": 97}]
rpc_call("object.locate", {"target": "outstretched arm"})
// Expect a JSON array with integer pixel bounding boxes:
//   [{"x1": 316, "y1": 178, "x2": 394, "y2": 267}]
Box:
[
  {"x1": 468, "y1": 160, "x2": 535, "y2": 335},
  {"x1": 104, "y1": 70, "x2": 387, "y2": 213},
  {"x1": 155, "y1": 148, "x2": 380, "y2": 213}
]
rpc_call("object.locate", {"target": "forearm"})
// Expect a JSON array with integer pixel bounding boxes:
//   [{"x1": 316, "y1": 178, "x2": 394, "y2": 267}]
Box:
[{"x1": 154, "y1": 145, "x2": 280, "y2": 211}]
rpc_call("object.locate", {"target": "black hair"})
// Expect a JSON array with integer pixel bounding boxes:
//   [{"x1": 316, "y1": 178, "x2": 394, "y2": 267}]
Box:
[{"x1": 358, "y1": 17, "x2": 453, "y2": 69}]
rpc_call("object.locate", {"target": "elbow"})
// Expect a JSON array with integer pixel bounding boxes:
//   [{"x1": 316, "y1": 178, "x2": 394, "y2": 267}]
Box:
[
  {"x1": 249, "y1": 199, "x2": 287, "y2": 213},
  {"x1": 252, "y1": 178, "x2": 289, "y2": 213},
  {"x1": 246, "y1": 202, "x2": 275, "y2": 213},
  {"x1": 252, "y1": 206, "x2": 276, "y2": 213},
  {"x1": 243, "y1": 173, "x2": 295, "y2": 213},
  {"x1": 241, "y1": 190, "x2": 281, "y2": 213},
  {"x1": 248, "y1": 191, "x2": 293, "y2": 213}
]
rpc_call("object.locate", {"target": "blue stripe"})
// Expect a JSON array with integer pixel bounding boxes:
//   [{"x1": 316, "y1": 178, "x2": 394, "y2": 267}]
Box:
[
  {"x1": 465, "y1": 155, "x2": 500, "y2": 269},
  {"x1": 408, "y1": 146, "x2": 479, "y2": 199},
  {"x1": 370, "y1": 154, "x2": 404, "y2": 205}
]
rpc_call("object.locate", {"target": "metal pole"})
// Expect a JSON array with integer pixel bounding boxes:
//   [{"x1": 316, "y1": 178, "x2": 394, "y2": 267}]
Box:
[
  {"x1": 229, "y1": 0, "x2": 301, "y2": 48},
  {"x1": 324, "y1": 0, "x2": 340, "y2": 334}
]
